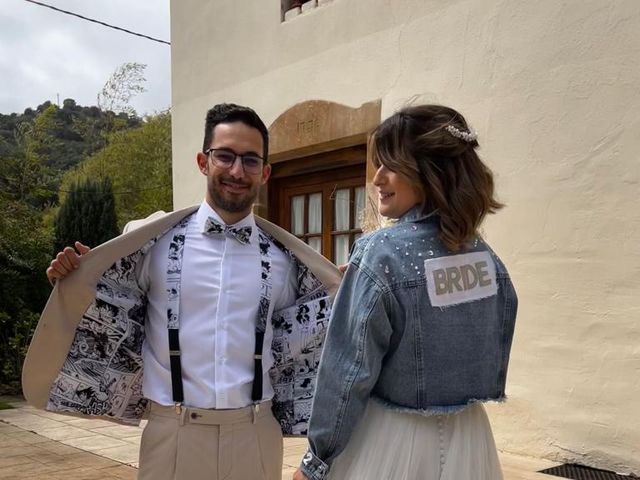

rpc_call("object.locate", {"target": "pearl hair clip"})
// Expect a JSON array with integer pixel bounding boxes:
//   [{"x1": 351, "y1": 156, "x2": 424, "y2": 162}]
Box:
[{"x1": 445, "y1": 124, "x2": 478, "y2": 143}]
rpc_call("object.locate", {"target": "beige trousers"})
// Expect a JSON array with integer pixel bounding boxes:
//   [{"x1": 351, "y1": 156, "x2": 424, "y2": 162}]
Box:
[{"x1": 137, "y1": 401, "x2": 283, "y2": 480}]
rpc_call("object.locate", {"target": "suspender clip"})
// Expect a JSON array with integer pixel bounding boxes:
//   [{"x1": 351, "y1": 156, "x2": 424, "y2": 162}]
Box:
[
  {"x1": 174, "y1": 402, "x2": 182, "y2": 415},
  {"x1": 252, "y1": 403, "x2": 260, "y2": 424}
]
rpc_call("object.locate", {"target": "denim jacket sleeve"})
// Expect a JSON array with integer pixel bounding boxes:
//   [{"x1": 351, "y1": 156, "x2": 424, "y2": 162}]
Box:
[{"x1": 300, "y1": 257, "x2": 392, "y2": 480}]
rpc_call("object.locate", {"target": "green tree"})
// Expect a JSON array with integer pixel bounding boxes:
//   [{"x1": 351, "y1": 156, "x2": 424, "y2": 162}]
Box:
[
  {"x1": 69, "y1": 63, "x2": 147, "y2": 162},
  {"x1": 0, "y1": 99, "x2": 142, "y2": 191},
  {"x1": 0, "y1": 105, "x2": 60, "y2": 208},
  {"x1": 97, "y1": 62, "x2": 147, "y2": 116},
  {"x1": 0, "y1": 198, "x2": 53, "y2": 394},
  {"x1": 0, "y1": 66, "x2": 163, "y2": 395},
  {"x1": 60, "y1": 112, "x2": 172, "y2": 230},
  {"x1": 53, "y1": 178, "x2": 120, "y2": 252},
  {"x1": 0, "y1": 104, "x2": 62, "y2": 392}
]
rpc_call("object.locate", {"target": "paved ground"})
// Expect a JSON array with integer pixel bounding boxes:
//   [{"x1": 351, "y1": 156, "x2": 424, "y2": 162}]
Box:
[
  {"x1": 0, "y1": 419, "x2": 137, "y2": 480},
  {"x1": 0, "y1": 398, "x2": 561, "y2": 480}
]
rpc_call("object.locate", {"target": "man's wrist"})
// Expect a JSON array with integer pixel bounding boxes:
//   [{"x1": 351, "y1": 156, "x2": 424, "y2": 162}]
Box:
[{"x1": 300, "y1": 448, "x2": 329, "y2": 480}]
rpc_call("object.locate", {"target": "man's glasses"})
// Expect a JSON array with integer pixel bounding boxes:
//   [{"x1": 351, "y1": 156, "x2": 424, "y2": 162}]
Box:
[{"x1": 204, "y1": 148, "x2": 265, "y2": 175}]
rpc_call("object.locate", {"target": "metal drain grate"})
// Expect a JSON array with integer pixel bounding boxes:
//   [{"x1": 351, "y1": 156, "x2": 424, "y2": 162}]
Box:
[{"x1": 540, "y1": 464, "x2": 638, "y2": 480}]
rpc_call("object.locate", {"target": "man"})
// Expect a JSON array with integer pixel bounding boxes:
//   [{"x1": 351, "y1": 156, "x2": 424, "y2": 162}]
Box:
[{"x1": 23, "y1": 104, "x2": 341, "y2": 480}]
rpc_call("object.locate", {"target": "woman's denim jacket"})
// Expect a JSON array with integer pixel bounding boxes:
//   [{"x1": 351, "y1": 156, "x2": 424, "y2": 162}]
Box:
[{"x1": 300, "y1": 209, "x2": 518, "y2": 480}]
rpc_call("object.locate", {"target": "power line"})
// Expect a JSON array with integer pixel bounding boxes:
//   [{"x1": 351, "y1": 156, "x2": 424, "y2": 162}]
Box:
[
  {"x1": 2, "y1": 177, "x2": 172, "y2": 195},
  {"x1": 23, "y1": 0, "x2": 171, "y2": 46},
  {"x1": 59, "y1": 184, "x2": 172, "y2": 195}
]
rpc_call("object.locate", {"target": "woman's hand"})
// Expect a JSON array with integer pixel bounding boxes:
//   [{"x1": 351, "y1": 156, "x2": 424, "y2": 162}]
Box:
[{"x1": 293, "y1": 468, "x2": 309, "y2": 480}]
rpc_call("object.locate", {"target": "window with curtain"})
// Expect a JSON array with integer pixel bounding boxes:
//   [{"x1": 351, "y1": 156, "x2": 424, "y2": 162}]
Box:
[
  {"x1": 290, "y1": 192, "x2": 323, "y2": 254},
  {"x1": 332, "y1": 186, "x2": 366, "y2": 266},
  {"x1": 282, "y1": 178, "x2": 366, "y2": 263},
  {"x1": 287, "y1": 184, "x2": 365, "y2": 263},
  {"x1": 269, "y1": 150, "x2": 367, "y2": 264}
]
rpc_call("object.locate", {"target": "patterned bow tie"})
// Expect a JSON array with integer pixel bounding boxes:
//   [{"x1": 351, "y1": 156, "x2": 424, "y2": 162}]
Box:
[{"x1": 204, "y1": 217, "x2": 252, "y2": 245}]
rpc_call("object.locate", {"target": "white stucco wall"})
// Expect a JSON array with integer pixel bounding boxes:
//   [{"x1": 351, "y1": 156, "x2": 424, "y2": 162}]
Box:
[{"x1": 170, "y1": 0, "x2": 640, "y2": 473}]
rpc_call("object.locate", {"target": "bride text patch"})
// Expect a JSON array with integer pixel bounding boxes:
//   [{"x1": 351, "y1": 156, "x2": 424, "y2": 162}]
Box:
[{"x1": 424, "y1": 251, "x2": 497, "y2": 307}]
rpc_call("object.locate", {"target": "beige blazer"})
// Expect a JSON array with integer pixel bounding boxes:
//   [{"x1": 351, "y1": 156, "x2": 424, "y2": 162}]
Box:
[{"x1": 22, "y1": 206, "x2": 341, "y2": 428}]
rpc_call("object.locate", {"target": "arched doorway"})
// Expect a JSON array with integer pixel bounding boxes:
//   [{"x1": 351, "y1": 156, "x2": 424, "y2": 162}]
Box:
[{"x1": 260, "y1": 100, "x2": 380, "y2": 264}]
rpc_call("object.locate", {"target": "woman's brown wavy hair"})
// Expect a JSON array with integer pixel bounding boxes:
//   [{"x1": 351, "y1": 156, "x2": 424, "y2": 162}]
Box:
[{"x1": 368, "y1": 104, "x2": 503, "y2": 252}]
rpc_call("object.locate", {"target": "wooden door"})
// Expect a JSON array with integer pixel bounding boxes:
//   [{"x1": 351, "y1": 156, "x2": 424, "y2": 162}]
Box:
[{"x1": 269, "y1": 147, "x2": 367, "y2": 264}]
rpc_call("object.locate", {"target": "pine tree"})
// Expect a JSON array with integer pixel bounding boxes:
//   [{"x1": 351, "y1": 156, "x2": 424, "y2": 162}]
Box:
[{"x1": 54, "y1": 177, "x2": 120, "y2": 252}]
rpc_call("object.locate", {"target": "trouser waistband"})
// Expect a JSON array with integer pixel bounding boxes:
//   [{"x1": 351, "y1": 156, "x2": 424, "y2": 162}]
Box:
[{"x1": 149, "y1": 400, "x2": 273, "y2": 426}]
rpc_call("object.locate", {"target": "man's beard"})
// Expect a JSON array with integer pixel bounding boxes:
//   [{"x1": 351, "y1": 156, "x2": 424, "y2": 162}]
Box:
[{"x1": 208, "y1": 175, "x2": 260, "y2": 214}]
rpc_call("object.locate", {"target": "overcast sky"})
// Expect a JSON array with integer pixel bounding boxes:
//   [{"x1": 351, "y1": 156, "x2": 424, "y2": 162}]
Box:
[{"x1": 0, "y1": 0, "x2": 171, "y2": 116}]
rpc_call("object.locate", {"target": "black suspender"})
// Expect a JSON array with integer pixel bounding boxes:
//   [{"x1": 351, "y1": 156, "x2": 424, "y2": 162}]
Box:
[
  {"x1": 168, "y1": 329, "x2": 184, "y2": 405},
  {"x1": 251, "y1": 331, "x2": 265, "y2": 403},
  {"x1": 168, "y1": 328, "x2": 264, "y2": 409},
  {"x1": 165, "y1": 220, "x2": 272, "y2": 411}
]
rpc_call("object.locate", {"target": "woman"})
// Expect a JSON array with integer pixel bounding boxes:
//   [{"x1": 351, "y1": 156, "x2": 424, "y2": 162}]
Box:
[{"x1": 294, "y1": 105, "x2": 517, "y2": 480}]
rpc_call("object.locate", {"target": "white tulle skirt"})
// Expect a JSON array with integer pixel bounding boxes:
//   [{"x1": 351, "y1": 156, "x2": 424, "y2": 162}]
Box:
[{"x1": 328, "y1": 400, "x2": 503, "y2": 480}]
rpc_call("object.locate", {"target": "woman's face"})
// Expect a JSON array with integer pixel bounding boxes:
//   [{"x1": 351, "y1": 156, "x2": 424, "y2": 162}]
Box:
[{"x1": 372, "y1": 165, "x2": 423, "y2": 219}]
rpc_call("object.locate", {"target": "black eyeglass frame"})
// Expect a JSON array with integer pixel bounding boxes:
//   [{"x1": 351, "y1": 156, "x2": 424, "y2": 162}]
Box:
[{"x1": 204, "y1": 148, "x2": 266, "y2": 174}]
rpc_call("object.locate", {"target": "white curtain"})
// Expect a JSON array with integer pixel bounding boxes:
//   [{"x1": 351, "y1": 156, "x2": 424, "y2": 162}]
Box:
[
  {"x1": 307, "y1": 236, "x2": 322, "y2": 254},
  {"x1": 334, "y1": 188, "x2": 350, "y2": 231},
  {"x1": 334, "y1": 235, "x2": 350, "y2": 265},
  {"x1": 354, "y1": 186, "x2": 365, "y2": 229},
  {"x1": 308, "y1": 193, "x2": 322, "y2": 234},
  {"x1": 291, "y1": 195, "x2": 305, "y2": 235}
]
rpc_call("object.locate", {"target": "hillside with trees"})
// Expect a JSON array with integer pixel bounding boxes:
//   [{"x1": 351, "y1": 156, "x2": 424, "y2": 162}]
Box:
[
  {"x1": 0, "y1": 100, "x2": 141, "y2": 177},
  {"x1": 0, "y1": 63, "x2": 172, "y2": 394}
]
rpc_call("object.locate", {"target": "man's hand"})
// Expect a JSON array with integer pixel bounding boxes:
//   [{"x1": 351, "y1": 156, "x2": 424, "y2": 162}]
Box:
[
  {"x1": 338, "y1": 263, "x2": 349, "y2": 273},
  {"x1": 46, "y1": 241, "x2": 91, "y2": 285},
  {"x1": 292, "y1": 468, "x2": 309, "y2": 480}
]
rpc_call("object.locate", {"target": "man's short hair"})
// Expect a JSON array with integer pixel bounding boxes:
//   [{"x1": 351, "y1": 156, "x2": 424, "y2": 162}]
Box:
[{"x1": 202, "y1": 103, "x2": 269, "y2": 162}]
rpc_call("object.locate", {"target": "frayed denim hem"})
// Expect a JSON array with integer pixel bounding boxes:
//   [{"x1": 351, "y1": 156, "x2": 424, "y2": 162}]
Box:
[{"x1": 370, "y1": 395, "x2": 507, "y2": 417}]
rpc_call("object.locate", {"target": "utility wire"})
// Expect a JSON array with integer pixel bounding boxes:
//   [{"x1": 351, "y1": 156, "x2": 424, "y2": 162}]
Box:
[
  {"x1": 58, "y1": 184, "x2": 172, "y2": 195},
  {"x1": 23, "y1": 0, "x2": 171, "y2": 45},
  {"x1": 2, "y1": 177, "x2": 172, "y2": 195}
]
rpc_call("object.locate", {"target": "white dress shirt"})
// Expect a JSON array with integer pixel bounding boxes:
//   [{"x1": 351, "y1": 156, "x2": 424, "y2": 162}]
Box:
[{"x1": 139, "y1": 201, "x2": 297, "y2": 409}]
